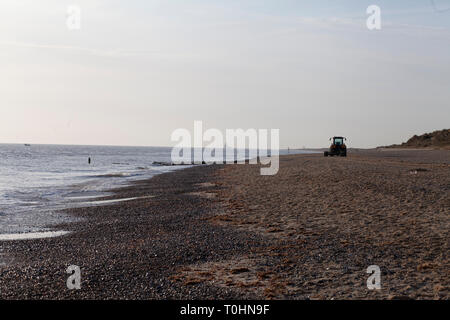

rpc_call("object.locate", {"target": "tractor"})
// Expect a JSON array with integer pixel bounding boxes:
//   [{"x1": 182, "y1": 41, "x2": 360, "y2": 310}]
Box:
[{"x1": 324, "y1": 136, "x2": 347, "y2": 157}]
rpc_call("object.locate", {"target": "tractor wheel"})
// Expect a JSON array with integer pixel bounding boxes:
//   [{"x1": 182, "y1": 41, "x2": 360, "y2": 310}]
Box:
[{"x1": 324, "y1": 151, "x2": 328, "y2": 157}]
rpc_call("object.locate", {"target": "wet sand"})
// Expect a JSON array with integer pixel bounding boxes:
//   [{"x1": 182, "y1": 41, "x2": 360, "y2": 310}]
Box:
[{"x1": 0, "y1": 149, "x2": 448, "y2": 299}]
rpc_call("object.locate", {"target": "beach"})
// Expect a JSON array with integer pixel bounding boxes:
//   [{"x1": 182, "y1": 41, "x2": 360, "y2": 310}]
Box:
[{"x1": 0, "y1": 149, "x2": 448, "y2": 299}]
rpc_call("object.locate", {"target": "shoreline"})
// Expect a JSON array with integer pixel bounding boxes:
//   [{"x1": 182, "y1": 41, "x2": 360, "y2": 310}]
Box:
[
  {"x1": 0, "y1": 163, "x2": 264, "y2": 299},
  {"x1": 0, "y1": 149, "x2": 448, "y2": 299}
]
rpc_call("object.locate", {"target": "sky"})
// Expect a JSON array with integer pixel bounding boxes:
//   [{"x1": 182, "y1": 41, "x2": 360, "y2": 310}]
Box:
[{"x1": 0, "y1": 0, "x2": 449, "y2": 148}]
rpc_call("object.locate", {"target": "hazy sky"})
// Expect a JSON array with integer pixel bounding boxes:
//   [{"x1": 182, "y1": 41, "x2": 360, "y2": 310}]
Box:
[{"x1": 1, "y1": 0, "x2": 449, "y2": 148}]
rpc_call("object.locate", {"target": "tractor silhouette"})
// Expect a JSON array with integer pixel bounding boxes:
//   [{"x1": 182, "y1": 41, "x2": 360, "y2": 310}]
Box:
[{"x1": 324, "y1": 136, "x2": 347, "y2": 157}]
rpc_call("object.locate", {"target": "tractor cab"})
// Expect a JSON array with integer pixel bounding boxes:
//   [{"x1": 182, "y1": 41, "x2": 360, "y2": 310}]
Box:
[
  {"x1": 324, "y1": 136, "x2": 347, "y2": 157},
  {"x1": 333, "y1": 137, "x2": 344, "y2": 146}
]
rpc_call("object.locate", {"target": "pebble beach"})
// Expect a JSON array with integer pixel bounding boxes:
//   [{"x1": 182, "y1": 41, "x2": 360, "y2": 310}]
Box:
[{"x1": 0, "y1": 149, "x2": 448, "y2": 299}]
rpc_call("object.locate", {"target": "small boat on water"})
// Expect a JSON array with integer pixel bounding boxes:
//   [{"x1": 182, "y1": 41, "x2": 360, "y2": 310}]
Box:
[{"x1": 24, "y1": 144, "x2": 31, "y2": 147}]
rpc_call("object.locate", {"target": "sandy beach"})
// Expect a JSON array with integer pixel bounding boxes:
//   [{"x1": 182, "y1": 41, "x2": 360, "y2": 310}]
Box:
[{"x1": 0, "y1": 149, "x2": 448, "y2": 299}]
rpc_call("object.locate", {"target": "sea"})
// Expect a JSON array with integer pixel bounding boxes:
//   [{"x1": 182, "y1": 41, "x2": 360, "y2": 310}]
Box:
[{"x1": 0, "y1": 144, "x2": 315, "y2": 235}]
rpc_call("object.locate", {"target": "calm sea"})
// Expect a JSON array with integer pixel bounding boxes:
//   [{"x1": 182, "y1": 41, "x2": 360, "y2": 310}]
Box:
[{"x1": 0, "y1": 144, "x2": 314, "y2": 234}]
